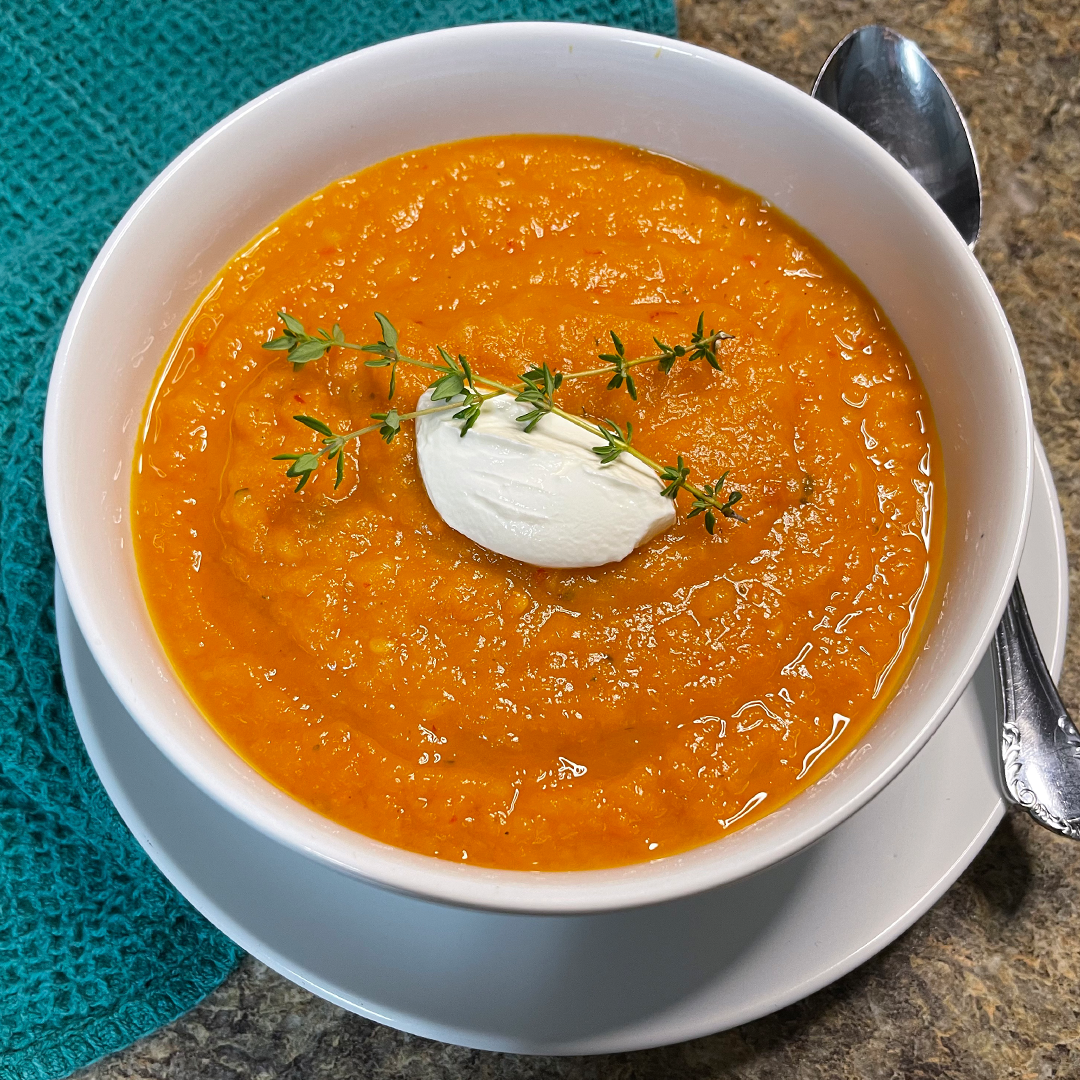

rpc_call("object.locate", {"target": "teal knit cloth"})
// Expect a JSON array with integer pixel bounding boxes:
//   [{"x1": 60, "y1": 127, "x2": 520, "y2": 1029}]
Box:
[{"x1": 0, "y1": 2, "x2": 676, "y2": 1077}]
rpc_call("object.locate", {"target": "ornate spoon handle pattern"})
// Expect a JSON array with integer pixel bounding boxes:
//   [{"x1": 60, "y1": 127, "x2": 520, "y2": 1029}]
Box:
[{"x1": 992, "y1": 580, "x2": 1080, "y2": 837}]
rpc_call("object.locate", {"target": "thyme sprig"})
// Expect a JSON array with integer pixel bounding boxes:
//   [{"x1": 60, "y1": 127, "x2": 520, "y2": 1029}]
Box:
[
  {"x1": 591, "y1": 418, "x2": 633, "y2": 465},
  {"x1": 263, "y1": 311, "x2": 746, "y2": 533},
  {"x1": 271, "y1": 395, "x2": 498, "y2": 491},
  {"x1": 516, "y1": 363, "x2": 564, "y2": 432},
  {"x1": 430, "y1": 347, "x2": 489, "y2": 435},
  {"x1": 262, "y1": 312, "x2": 365, "y2": 368},
  {"x1": 688, "y1": 472, "x2": 744, "y2": 534},
  {"x1": 562, "y1": 314, "x2": 733, "y2": 399},
  {"x1": 358, "y1": 312, "x2": 407, "y2": 399},
  {"x1": 597, "y1": 332, "x2": 636, "y2": 400}
]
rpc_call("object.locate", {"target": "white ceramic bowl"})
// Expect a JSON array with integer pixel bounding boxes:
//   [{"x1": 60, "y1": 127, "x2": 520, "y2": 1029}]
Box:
[{"x1": 43, "y1": 22, "x2": 1031, "y2": 914}]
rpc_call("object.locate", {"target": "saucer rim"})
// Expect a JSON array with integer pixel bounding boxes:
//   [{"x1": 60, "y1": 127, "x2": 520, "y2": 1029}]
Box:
[{"x1": 55, "y1": 437, "x2": 1066, "y2": 1052}]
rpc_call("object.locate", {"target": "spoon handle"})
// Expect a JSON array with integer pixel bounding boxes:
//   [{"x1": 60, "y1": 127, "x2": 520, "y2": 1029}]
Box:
[{"x1": 992, "y1": 579, "x2": 1080, "y2": 837}]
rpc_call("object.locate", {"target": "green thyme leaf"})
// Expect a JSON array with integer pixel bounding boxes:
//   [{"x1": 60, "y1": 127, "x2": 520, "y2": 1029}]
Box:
[
  {"x1": 291, "y1": 339, "x2": 331, "y2": 365},
  {"x1": 291, "y1": 452, "x2": 321, "y2": 474},
  {"x1": 373, "y1": 311, "x2": 398, "y2": 349},
  {"x1": 294, "y1": 414, "x2": 334, "y2": 437},
  {"x1": 279, "y1": 311, "x2": 305, "y2": 336},
  {"x1": 430, "y1": 372, "x2": 467, "y2": 401}
]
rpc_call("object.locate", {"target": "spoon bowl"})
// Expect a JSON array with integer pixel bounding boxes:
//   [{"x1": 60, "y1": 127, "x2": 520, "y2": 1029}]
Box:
[{"x1": 813, "y1": 25, "x2": 982, "y2": 246}]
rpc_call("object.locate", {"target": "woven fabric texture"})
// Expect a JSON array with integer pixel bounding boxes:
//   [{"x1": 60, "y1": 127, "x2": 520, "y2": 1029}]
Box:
[{"x1": 0, "y1": 1, "x2": 676, "y2": 1078}]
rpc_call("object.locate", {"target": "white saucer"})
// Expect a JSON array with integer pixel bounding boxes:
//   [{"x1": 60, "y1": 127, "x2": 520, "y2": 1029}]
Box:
[{"x1": 57, "y1": 439, "x2": 1067, "y2": 1055}]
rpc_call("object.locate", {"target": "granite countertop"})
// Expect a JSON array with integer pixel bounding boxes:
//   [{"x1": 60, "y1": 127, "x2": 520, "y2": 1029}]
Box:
[{"x1": 74, "y1": 2, "x2": 1080, "y2": 1076}]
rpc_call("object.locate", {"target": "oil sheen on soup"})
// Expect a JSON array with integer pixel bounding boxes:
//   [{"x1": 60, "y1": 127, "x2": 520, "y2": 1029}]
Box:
[{"x1": 132, "y1": 135, "x2": 944, "y2": 871}]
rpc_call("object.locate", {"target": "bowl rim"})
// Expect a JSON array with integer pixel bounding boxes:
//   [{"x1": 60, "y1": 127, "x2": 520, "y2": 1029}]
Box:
[{"x1": 43, "y1": 19, "x2": 1033, "y2": 914}]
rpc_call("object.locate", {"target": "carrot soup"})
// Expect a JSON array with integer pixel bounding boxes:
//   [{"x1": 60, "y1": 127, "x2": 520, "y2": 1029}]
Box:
[{"x1": 132, "y1": 135, "x2": 944, "y2": 870}]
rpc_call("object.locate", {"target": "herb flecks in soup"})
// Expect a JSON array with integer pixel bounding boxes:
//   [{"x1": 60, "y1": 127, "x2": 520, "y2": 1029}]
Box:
[{"x1": 133, "y1": 136, "x2": 944, "y2": 871}]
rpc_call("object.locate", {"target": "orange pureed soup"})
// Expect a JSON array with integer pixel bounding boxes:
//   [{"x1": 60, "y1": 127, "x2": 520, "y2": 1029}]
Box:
[{"x1": 133, "y1": 135, "x2": 944, "y2": 870}]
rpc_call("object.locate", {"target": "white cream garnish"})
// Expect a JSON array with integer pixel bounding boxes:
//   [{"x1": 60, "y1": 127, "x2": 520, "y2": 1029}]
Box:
[{"x1": 414, "y1": 390, "x2": 675, "y2": 567}]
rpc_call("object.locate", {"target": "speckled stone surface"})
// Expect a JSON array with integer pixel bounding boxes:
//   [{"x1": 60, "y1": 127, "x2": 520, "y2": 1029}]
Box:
[{"x1": 71, "y1": 3, "x2": 1080, "y2": 1077}]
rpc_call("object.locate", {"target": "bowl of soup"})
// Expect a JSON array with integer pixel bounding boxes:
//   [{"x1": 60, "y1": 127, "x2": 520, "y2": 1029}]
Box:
[{"x1": 43, "y1": 21, "x2": 1031, "y2": 913}]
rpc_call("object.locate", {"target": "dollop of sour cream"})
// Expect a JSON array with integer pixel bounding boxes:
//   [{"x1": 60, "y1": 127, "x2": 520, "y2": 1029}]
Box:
[{"x1": 414, "y1": 390, "x2": 676, "y2": 568}]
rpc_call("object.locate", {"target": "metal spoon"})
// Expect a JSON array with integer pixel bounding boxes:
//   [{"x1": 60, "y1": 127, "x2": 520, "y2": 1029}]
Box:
[{"x1": 813, "y1": 25, "x2": 1080, "y2": 840}]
